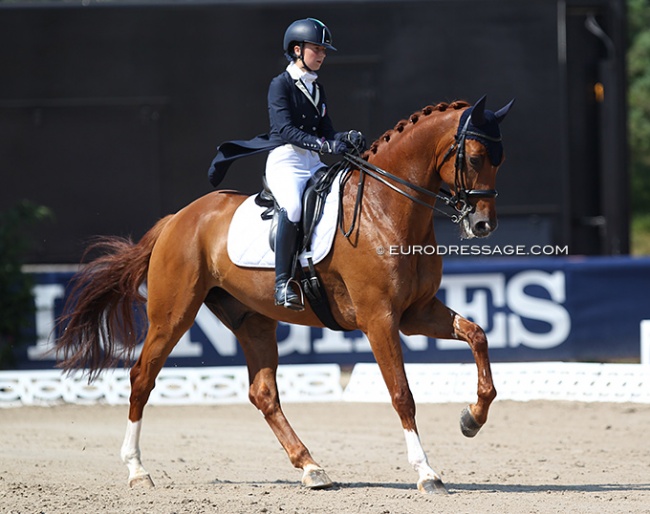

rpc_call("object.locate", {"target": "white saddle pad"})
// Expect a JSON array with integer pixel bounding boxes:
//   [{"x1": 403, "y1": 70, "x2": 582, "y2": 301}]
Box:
[{"x1": 227, "y1": 176, "x2": 341, "y2": 268}]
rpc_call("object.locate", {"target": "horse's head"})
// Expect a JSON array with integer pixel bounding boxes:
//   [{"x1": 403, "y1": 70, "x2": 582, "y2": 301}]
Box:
[{"x1": 440, "y1": 96, "x2": 515, "y2": 239}]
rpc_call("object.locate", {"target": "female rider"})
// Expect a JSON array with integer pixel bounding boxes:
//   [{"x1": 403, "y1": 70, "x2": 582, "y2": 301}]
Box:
[{"x1": 265, "y1": 18, "x2": 364, "y2": 310}]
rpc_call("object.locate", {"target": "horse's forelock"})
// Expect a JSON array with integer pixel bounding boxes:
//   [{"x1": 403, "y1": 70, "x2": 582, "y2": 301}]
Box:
[{"x1": 367, "y1": 101, "x2": 469, "y2": 155}]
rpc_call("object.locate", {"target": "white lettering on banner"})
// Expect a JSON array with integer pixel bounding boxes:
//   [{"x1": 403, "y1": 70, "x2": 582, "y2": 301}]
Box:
[
  {"x1": 506, "y1": 271, "x2": 570, "y2": 348},
  {"x1": 277, "y1": 324, "x2": 311, "y2": 356},
  {"x1": 314, "y1": 330, "x2": 353, "y2": 353},
  {"x1": 25, "y1": 290, "x2": 237, "y2": 361},
  {"x1": 188, "y1": 305, "x2": 237, "y2": 357},
  {"x1": 437, "y1": 274, "x2": 508, "y2": 350},
  {"x1": 313, "y1": 331, "x2": 425, "y2": 354},
  {"x1": 173, "y1": 331, "x2": 204, "y2": 357},
  {"x1": 314, "y1": 330, "x2": 372, "y2": 353},
  {"x1": 400, "y1": 334, "x2": 429, "y2": 351},
  {"x1": 437, "y1": 270, "x2": 570, "y2": 350},
  {"x1": 103, "y1": 304, "x2": 238, "y2": 360},
  {"x1": 25, "y1": 269, "x2": 571, "y2": 364},
  {"x1": 27, "y1": 284, "x2": 66, "y2": 360}
]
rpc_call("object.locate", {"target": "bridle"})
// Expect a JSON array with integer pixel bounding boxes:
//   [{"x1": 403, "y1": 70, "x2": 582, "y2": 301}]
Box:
[
  {"x1": 444, "y1": 114, "x2": 500, "y2": 218},
  {"x1": 339, "y1": 113, "x2": 498, "y2": 237}
]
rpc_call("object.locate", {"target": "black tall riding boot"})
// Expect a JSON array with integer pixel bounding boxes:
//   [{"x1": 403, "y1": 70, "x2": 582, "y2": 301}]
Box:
[{"x1": 274, "y1": 209, "x2": 304, "y2": 311}]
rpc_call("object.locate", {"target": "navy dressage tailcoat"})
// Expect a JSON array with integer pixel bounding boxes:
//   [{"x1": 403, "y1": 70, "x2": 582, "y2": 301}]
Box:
[{"x1": 208, "y1": 70, "x2": 338, "y2": 187}]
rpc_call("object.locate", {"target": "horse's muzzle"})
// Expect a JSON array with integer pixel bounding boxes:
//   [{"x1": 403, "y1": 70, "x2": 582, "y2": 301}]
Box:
[
  {"x1": 472, "y1": 218, "x2": 497, "y2": 238},
  {"x1": 461, "y1": 212, "x2": 497, "y2": 239}
]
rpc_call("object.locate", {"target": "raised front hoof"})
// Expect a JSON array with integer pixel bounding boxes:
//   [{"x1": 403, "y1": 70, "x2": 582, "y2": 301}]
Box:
[
  {"x1": 301, "y1": 468, "x2": 333, "y2": 490},
  {"x1": 418, "y1": 477, "x2": 448, "y2": 495},
  {"x1": 128, "y1": 474, "x2": 155, "y2": 488},
  {"x1": 460, "y1": 406, "x2": 484, "y2": 438}
]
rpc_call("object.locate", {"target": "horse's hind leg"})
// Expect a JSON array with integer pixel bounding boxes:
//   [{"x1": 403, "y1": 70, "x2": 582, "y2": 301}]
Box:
[
  {"x1": 216, "y1": 303, "x2": 332, "y2": 489},
  {"x1": 120, "y1": 278, "x2": 205, "y2": 487},
  {"x1": 401, "y1": 297, "x2": 496, "y2": 437}
]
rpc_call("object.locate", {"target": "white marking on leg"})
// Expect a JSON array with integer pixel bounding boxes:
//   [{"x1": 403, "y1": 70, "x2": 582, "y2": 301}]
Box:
[
  {"x1": 452, "y1": 313, "x2": 461, "y2": 339},
  {"x1": 303, "y1": 463, "x2": 322, "y2": 473},
  {"x1": 403, "y1": 429, "x2": 441, "y2": 484},
  {"x1": 120, "y1": 419, "x2": 151, "y2": 485}
]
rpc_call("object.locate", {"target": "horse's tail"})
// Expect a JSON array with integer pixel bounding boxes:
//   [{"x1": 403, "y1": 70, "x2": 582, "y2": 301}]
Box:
[{"x1": 54, "y1": 215, "x2": 174, "y2": 381}]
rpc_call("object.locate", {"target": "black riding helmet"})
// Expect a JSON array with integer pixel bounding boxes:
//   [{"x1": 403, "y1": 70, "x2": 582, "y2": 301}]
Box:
[{"x1": 283, "y1": 18, "x2": 336, "y2": 64}]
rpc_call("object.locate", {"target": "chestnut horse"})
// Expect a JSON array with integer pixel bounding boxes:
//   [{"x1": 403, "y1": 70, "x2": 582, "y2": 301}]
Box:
[{"x1": 55, "y1": 96, "x2": 513, "y2": 494}]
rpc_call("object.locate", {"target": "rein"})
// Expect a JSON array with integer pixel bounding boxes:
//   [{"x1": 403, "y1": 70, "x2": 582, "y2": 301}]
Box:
[{"x1": 339, "y1": 115, "x2": 498, "y2": 237}]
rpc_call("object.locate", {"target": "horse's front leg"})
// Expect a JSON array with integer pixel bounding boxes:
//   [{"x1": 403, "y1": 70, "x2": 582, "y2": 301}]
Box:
[
  {"x1": 401, "y1": 296, "x2": 497, "y2": 437},
  {"x1": 365, "y1": 321, "x2": 448, "y2": 494}
]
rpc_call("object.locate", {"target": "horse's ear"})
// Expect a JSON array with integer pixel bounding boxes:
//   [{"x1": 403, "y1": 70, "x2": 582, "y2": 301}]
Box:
[
  {"x1": 471, "y1": 95, "x2": 488, "y2": 126},
  {"x1": 495, "y1": 98, "x2": 516, "y2": 123}
]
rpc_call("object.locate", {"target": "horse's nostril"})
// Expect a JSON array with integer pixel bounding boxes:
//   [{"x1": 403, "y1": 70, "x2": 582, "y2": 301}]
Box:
[{"x1": 474, "y1": 221, "x2": 490, "y2": 234}]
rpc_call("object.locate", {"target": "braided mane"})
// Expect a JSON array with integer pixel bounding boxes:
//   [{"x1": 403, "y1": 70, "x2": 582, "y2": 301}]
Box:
[{"x1": 366, "y1": 101, "x2": 470, "y2": 156}]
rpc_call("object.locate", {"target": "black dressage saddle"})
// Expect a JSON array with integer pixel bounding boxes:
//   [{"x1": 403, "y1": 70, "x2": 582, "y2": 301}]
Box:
[
  {"x1": 253, "y1": 165, "x2": 346, "y2": 331},
  {"x1": 254, "y1": 165, "x2": 339, "y2": 253}
]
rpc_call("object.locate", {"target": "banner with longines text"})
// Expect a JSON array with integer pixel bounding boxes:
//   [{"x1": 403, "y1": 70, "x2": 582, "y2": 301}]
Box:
[{"x1": 15, "y1": 256, "x2": 650, "y2": 370}]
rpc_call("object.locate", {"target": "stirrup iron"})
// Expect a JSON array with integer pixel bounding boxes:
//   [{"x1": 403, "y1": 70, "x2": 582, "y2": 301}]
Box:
[{"x1": 276, "y1": 278, "x2": 304, "y2": 311}]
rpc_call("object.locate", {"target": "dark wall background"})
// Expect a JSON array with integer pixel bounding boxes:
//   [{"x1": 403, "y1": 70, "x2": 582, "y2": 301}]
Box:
[{"x1": 0, "y1": 0, "x2": 627, "y2": 263}]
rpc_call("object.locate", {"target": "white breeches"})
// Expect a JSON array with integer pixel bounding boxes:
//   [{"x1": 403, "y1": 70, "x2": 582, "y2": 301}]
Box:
[{"x1": 265, "y1": 144, "x2": 325, "y2": 223}]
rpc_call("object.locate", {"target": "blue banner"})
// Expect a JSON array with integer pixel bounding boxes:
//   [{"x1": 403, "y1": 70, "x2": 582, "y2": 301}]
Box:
[{"x1": 13, "y1": 256, "x2": 650, "y2": 370}]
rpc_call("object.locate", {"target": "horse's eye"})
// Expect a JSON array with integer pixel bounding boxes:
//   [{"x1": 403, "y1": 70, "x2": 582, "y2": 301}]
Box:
[{"x1": 469, "y1": 155, "x2": 483, "y2": 168}]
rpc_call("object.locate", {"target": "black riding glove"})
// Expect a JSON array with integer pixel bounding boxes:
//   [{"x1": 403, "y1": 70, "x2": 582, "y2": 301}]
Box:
[
  {"x1": 336, "y1": 130, "x2": 367, "y2": 152},
  {"x1": 318, "y1": 139, "x2": 347, "y2": 155}
]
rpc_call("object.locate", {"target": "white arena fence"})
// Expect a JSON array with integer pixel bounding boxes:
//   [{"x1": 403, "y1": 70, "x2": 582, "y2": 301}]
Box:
[
  {"x1": 2, "y1": 321, "x2": 649, "y2": 408},
  {"x1": 344, "y1": 362, "x2": 650, "y2": 404},
  {"x1": 0, "y1": 365, "x2": 342, "y2": 408},
  {"x1": 1, "y1": 361, "x2": 649, "y2": 407}
]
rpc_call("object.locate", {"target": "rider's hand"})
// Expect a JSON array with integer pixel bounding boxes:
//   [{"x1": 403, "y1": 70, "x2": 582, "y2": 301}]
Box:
[
  {"x1": 319, "y1": 139, "x2": 348, "y2": 155},
  {"x1": 336, "y1": 130, "x2": 366, "y2": 151}
]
